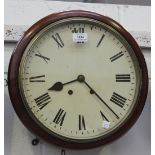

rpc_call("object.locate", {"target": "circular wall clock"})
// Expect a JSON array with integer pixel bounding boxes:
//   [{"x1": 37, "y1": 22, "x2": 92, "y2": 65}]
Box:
[{"x1": 8, "y1": 10, "x2": 148, "y2": 149}]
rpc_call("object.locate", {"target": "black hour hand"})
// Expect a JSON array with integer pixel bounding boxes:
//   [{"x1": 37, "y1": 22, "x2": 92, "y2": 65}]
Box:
[
  {"x1": 48, "y1": 82, "x2": 63, "y2": 91},
  {"x1": 48, "y1": 79, "x2": 78, "y2": 91}
]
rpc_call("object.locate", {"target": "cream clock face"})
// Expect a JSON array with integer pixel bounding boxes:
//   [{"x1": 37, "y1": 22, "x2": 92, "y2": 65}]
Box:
[{"x1": 19, "y1": 17, "x2": 141, "y2": 141}]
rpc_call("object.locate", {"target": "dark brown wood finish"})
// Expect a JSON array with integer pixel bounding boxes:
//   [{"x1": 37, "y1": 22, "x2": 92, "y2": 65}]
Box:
[{"x1": 8, "y1": 10, "x2": 148, "y2": 149}]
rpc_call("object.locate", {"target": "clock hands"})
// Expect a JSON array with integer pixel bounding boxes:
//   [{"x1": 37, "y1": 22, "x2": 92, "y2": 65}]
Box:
[
  {"x1": 76, "y1": 75, "x2": 119, "y2": 119},
  {"x1": 48, "y1": 82, "x2": 63, "y2": 91},
  {"x1": 48, "y1": 75, "x2": 86, "y2": 91},
  {"x1": 82, "y1": 79, "x2": 120, "y2": 119},
  {"x1": 48, "y1": 79, "x2": 78, "y2": 91},
  {"x1": 48, "y1": 75, "x2": 119, "y2": 119}
]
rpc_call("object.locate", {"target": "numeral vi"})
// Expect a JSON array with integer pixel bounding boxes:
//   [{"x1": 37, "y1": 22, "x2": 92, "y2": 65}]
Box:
[{"x1": 79, "y1": 115, "x2": 86, "y2": 130}]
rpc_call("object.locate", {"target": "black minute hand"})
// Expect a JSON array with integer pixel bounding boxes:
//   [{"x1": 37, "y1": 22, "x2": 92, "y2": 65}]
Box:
[{"x1": 82, "y1": 79, "x2": 119, "y2": 119}]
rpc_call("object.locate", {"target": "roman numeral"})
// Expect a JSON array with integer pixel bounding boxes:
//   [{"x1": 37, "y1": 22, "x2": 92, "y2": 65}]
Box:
[
  {"x1": 52, "y1": 33, "x2": 64, "y2": 48},
  {"x1": 110, "y1": 51, "x2": 124, "y2": 62},
  {"x1": 100, "y1": 111, "x2": 109, "y2": 122},
  {"x1": 79, "y1": 115, "x2": 86, "y2": 130},
  {"x1": 29, "y1": 75, "x2": 45, "y2": 82},
  {"x1": 34, "y1": 93, "x2": 51, "y2": 109},
  {"x1": 72, "y1": 27, "x2": 84, "y2": 33},
  {"x1": 35, "y1": 51, "x2": 50, "y2": 63},
  {"x1": 96, "y1": 34, "x2": 105, "y2": 47},
  {"x1": 116, "y1": 74, "x2": 131, "y2": 82},
  {"x1": 110, "y1": 92, "x2": 126, "y2": 108},
  {"x1": 53, "y1": 108, "x2": 66, "y2": 126}
]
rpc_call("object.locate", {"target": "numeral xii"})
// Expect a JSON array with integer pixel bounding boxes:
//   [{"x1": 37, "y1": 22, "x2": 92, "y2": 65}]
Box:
[{"x1": 72, "y1": 27, "x2": 84, "y2": 33}]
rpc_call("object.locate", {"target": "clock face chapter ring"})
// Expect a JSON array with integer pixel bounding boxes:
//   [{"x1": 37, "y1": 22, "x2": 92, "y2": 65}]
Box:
[{"x1": 8, "y1": 10, "x2": 148, "y2": 149}]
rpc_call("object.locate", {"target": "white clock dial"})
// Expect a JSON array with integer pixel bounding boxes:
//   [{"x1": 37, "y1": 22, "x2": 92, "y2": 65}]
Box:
[{"x1": 19, "y1": 18, "x2": 141, "y2": 141}]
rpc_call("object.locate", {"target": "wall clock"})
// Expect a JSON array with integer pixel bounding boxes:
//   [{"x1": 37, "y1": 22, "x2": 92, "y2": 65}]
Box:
[{"x1": 8, "y1": 10, "x2": 148, "y2": 149}]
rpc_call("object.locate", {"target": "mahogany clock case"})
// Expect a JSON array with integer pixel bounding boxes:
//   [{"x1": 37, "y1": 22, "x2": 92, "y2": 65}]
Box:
[{"x1": 8, "y1": 10, "x2": 148, "y2": 149}]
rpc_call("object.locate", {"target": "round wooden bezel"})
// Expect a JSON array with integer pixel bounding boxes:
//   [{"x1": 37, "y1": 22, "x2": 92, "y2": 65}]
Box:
[{"x1": 8, "y1": 10, "x2": 148, "y2": 149}]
